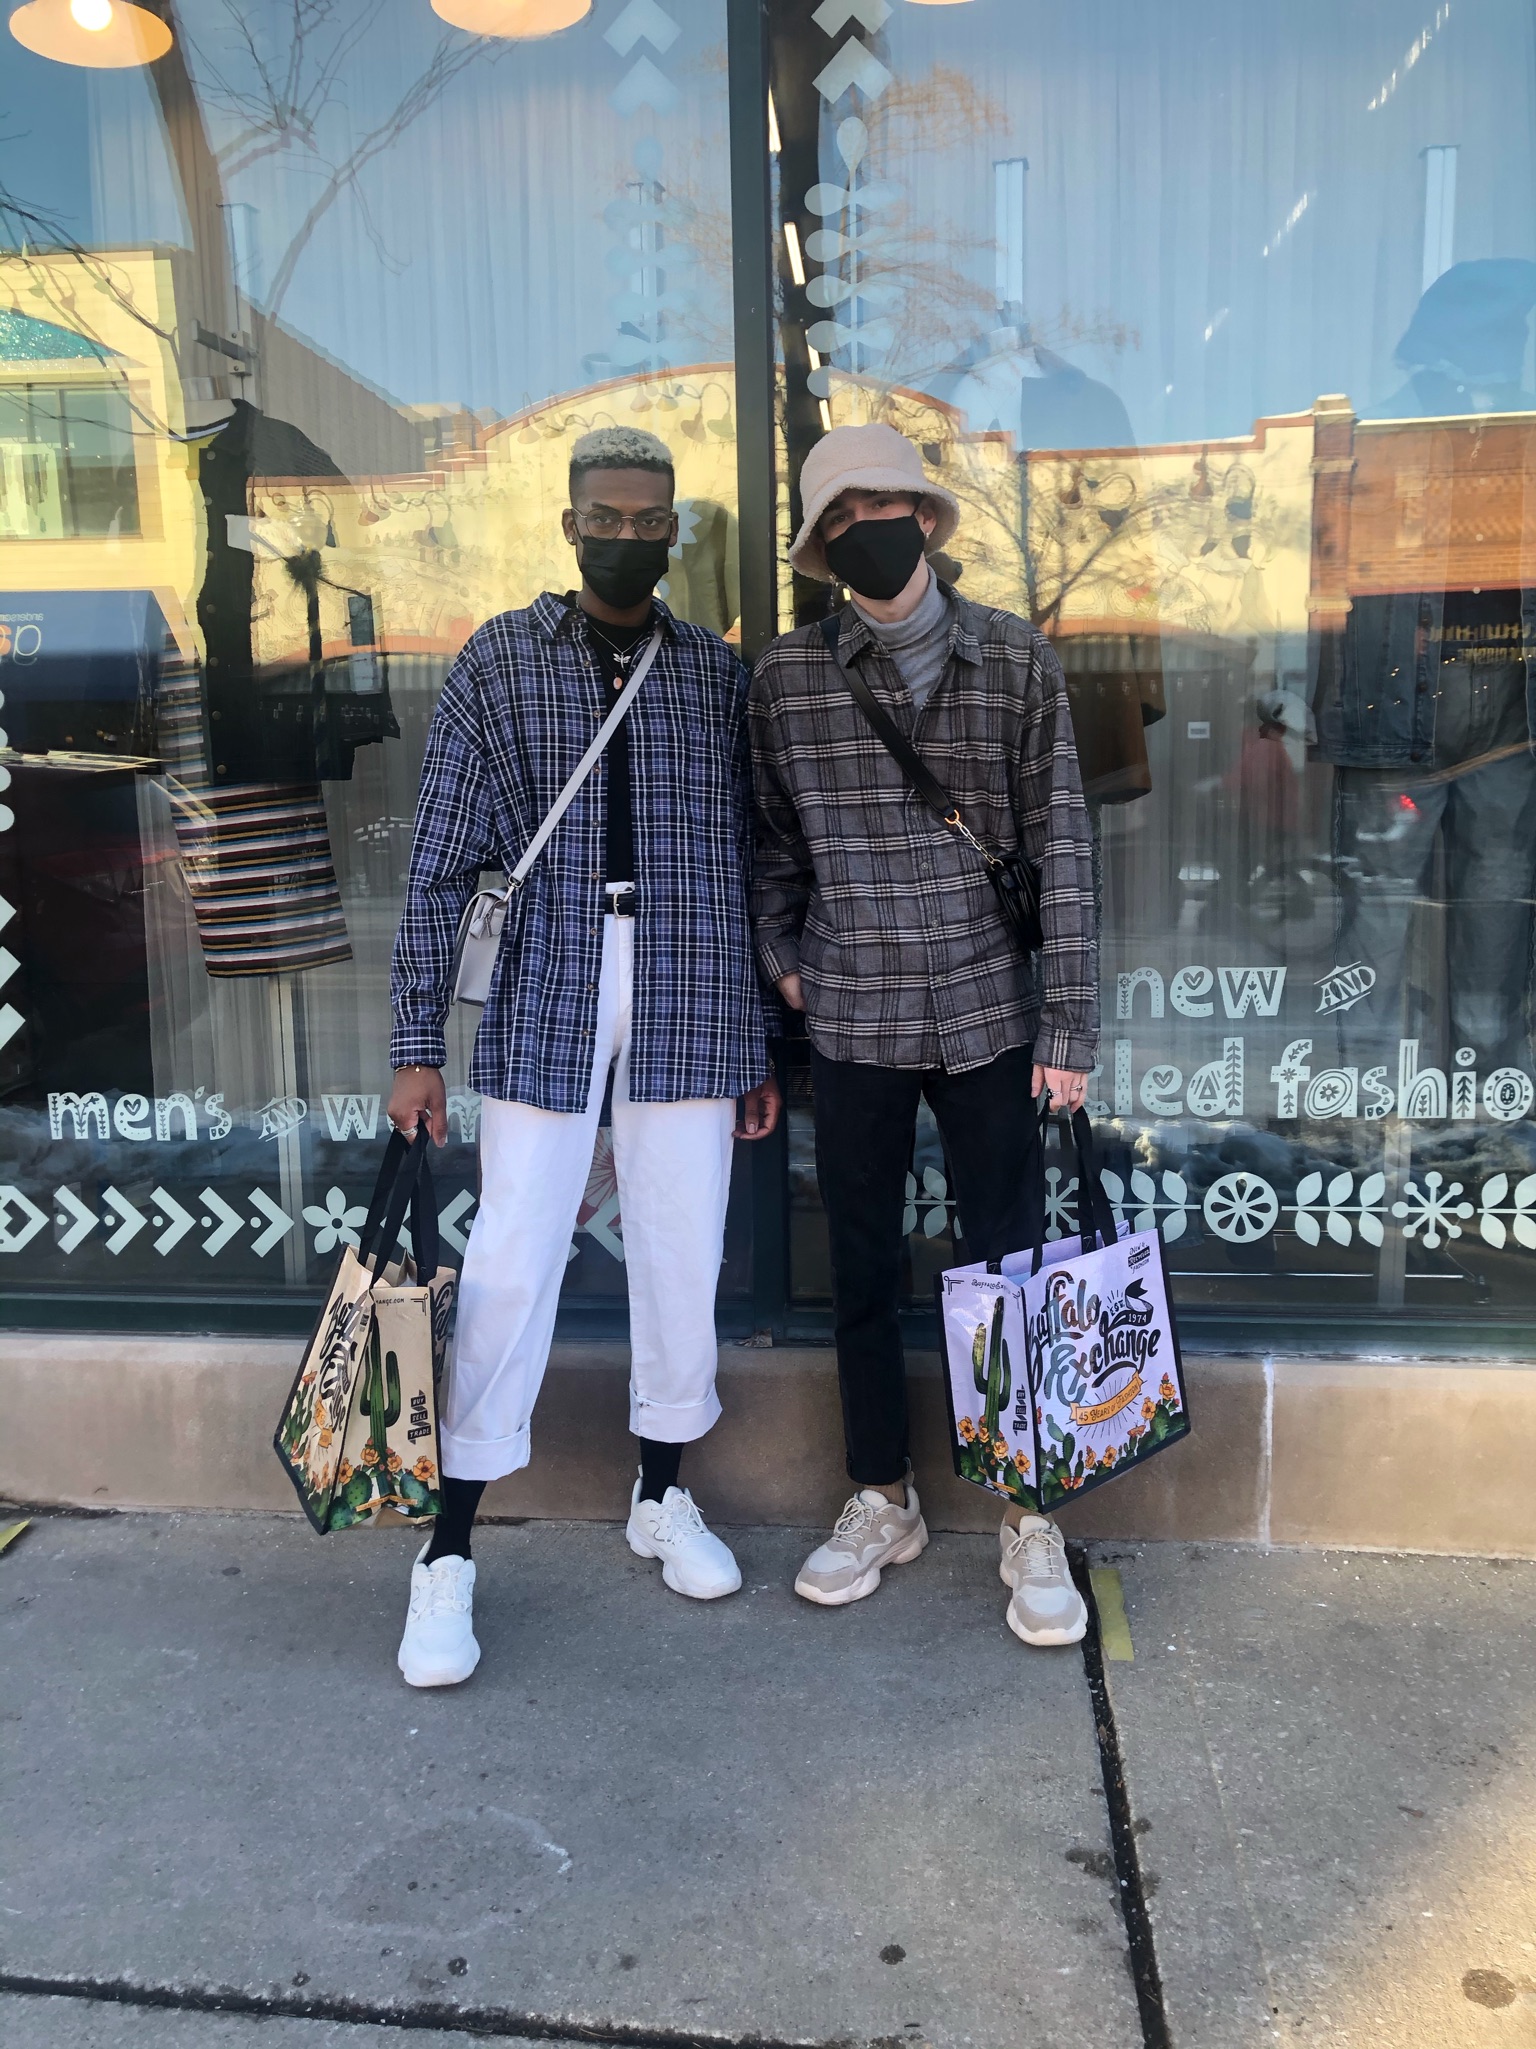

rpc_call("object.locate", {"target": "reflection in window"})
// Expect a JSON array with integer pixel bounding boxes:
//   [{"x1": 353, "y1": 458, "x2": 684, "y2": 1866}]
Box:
[
  {"x1": 0, "y1": 0, "x2": 745, "y2": 1307},
  {"x1": 771, "y1": 0, "x2": 1536, "y2": 1322},
  {"x1": 0, "y1": 382, "x2": 140, "y2": 538}
]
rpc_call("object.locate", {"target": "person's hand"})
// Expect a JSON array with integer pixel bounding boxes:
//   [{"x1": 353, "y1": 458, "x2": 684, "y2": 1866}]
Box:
[
  {"x1": 777, "y1": 971, "x2": 806, "y2": 1013},
  {"x1": 734, "y1": 1075, "x2": 783, "y2": 1141},
  {"x1": 387, "y1": 1065, "x2": 448, "y2": 1146},
  {"x1": 1033, "y1": 1064, "x2": 1089, "y2": 1115}
]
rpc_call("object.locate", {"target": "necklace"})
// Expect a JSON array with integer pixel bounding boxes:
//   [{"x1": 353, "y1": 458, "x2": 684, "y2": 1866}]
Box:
[{"x1": 583, "y1": 612, "x2": 651, "y2": 662}]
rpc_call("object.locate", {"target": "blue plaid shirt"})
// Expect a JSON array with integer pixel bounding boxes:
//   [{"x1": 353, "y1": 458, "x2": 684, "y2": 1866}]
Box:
[{"x1": 390, "y1": 593, "x2": 770, "y2": 1111}]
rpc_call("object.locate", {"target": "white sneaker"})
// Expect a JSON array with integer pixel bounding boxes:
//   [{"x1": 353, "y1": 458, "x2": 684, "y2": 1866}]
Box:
[
  {"x1": 397, "y1": 1542, "x2": 481, "y2": 1687},
  {"x1": 626, "y1": 1481, "x2": 742, "y2": 1600},
  {"x1": 999, "y1": 1515, "x2": 1087, "y2": 1647},
  {"x1": 794, "y1": 1484, "x2": 929, "y2": 1606}
]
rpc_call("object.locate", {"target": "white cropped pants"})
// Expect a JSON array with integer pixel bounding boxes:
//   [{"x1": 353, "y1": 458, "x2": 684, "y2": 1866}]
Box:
[{"x1": 440, "y1": 916, "x2": 735, "y2": 1482}]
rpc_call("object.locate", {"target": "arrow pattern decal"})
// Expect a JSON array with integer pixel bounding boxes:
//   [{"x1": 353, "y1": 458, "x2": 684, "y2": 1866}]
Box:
[
  {"x1": 604, "y1": 0, "x2": 680, "y2": 57},
  {"x1": 199, "y1": 1188, "x2": 245, "y2": 1256},
  {"x1": 0, "y1": 1185, "x2": 48, "y2": 1253},
  {"x1": 812, "y1": 39, "x2": 892, "y2": 107},
  {"x1": 249, "y1": 1189, "x2": 295, "y2": 1258},
  {"x1": 0, "y1": 1185, "x2": 486, "y2": 1262},
  {"x1": 101, "y1": 1187, "x2": 148, "y2": 1256},
  {"x1": 54, "y1": 1187, "x2": 98, "y2": 1254},
  {"x1": 810, "y1": 0, "x2": 890, "y2": 35}
]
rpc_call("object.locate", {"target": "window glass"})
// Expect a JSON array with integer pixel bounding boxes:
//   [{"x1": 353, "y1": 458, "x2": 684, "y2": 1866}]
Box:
[
  {"x1": 0, "y1": 382, "x2": 139, "y2": 538},
  {"x1": 0, "y1": 2, "x2": 747, "y2": 1309},
  {"x1": 773, "y1": 0, "x2": 1536, "y2": 1321}
]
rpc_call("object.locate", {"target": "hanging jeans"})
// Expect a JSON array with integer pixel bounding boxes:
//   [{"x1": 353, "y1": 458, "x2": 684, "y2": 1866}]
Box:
[{"x1": 1332, "y1": 748, "x2": 1536, "y2": 1073}]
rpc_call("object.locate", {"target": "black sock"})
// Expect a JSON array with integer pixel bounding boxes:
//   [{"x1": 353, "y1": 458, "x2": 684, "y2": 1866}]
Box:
[
  {"x1": 638, "y1": 1438, "x2": 683, "y2": 1504},
  {"x1": 424, "y1": 1476, "x2": 485, "y2": 1563}
]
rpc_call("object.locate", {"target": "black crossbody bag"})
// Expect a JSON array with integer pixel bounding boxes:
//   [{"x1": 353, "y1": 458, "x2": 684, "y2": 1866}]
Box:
[{"x1": 820, "y1": 613, "x2": 1043, "y2": 954}]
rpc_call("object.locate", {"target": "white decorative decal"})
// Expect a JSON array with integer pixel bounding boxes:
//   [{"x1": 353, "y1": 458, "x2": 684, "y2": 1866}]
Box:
[
  {"x1": 1292, "y1": 1171, "x2": 1387, "y2": 1248},
  {"x1": 812, "y1": 39, "x2": 893, "y2": 106},
  {"x1": 1315, "y1": 962, "x2": 1376, "y2": 1015},
  {"x1": 1391, "y1": 1172, "x2": 1474, "y2": 1250},
  {"x1": 1203, "y1": 1172, "x2": 1280, "y2": 1244}
]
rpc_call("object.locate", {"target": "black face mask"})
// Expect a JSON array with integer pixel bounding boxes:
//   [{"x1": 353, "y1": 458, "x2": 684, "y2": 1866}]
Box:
[
  {"x1": 823, "y1": 513, "x2": 928, "y2": 601},
  {"x1": 577, "y1": 534, "x2": 671, "y2": 611}
]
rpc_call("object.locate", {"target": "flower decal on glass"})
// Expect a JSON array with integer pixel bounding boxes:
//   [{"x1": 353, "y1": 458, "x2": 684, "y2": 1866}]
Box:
[
  {"x1": 303, "y1": 1186, "x2": 368, "y2": 1255},
  {"x1": 1391, "y1": 1171, "x2": 1474, "y2": 1250},
  {"x1": 1202, "y1": 1171, "x2": 1280, "y2": 1244}
]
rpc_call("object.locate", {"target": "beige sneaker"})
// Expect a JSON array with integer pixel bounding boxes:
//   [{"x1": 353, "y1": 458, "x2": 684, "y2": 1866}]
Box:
[
  {"x1": 794, "y1": 1484, "x2": 929, "y2": 1605},
  {"x1": 999, "y1": 1515, "x2": 1088, "y2": 1646}
]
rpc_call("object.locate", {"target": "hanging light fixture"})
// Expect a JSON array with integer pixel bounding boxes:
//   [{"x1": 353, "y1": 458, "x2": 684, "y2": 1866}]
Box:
[
  {"x1": 430, "y1": 0, "x2": 589, "y2": 34},
  {"x1": 8, "y1": 0, "x2": 172, "y2": 65}
]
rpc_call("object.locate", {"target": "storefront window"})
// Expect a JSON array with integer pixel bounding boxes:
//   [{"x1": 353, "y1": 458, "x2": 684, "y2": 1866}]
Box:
[
  {"x1": 5, "y1": 0, "x2": 1536, "y2": 1336},
  {"x1": 773, "y1": 0, "x2": 1536, "y2": 1324},
  {"x1": 0, "y1": 0, "x2": 748, "y2": 1316}
]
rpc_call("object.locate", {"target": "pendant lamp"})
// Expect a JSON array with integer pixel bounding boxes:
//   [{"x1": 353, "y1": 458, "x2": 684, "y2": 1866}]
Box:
[
  {"x1": 8, "y1": 0, "x2": 172, "y2": 65},
  {"x1": 430, "y1": 0, "x2": 589, "y2": 33}
]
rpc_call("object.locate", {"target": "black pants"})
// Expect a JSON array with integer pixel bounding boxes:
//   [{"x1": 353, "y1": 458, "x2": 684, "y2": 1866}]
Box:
[{"x1": 811, "y1": 1042, "x2": 1040, "y2": 1486}]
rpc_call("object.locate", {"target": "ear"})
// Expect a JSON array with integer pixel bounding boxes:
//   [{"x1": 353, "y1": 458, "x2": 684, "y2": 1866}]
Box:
[
  {"x1": 561, "y1": 507, "x2": 579, "y2": 545},
  {"x1": 916, "y1": 497, "x2": 939, "y2": 540}
]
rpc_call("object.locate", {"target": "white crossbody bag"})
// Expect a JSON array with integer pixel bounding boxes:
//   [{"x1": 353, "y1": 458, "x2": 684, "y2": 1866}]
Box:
[{"x1": 450, "y1": 626, "x2": 663, "y2": 1008}]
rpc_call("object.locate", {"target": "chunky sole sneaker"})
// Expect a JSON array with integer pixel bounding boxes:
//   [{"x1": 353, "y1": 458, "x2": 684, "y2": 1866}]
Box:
[
  {"x1": 398, "y1": 1543, "x2": 481, "y2": 1687},
  {"x1": 626, "y1": 1481, "x2": 742, "y2": 1600},
  {"x1": 999, "y1": 1515, "x2": 1087, "y2": 1647},
  {"x1": 794, "y1": 1485, "x2": 929, "y2": 1606}
]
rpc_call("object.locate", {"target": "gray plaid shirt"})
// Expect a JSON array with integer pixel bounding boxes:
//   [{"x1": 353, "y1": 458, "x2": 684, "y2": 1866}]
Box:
[{"x1": 748, "y1": 590, "x2": 1098, "y2": 1074}]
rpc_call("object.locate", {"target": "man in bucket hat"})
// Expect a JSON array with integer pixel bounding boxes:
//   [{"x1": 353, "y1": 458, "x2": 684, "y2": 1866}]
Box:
[{"x1": 749, "y1": 421, "x2": 1099, "y2": 1646}]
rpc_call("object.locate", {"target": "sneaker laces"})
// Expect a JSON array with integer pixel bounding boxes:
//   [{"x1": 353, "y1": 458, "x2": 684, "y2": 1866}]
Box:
[
  {"x1": 412, "y1": 1557, "x2": 471, "y2": 1619},
  {"x1": 651, "y1": 1488, "x2": 706, "y2": 1547},
  {"x1": 1010, "y1": 1522, "x2": 1066, "y2": 1583},
  {"x1": 830, "y1": 1493, "x2": 883, "y2": 1547}
]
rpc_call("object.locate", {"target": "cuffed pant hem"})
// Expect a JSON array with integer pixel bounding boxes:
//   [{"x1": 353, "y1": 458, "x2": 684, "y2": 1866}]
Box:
[
  {"x1": 628, "y1": 1387, "x2": 723, "y2": 1444},
  {"x1": 439, "y1": 1424, "x2": 532, "y2": 1484}
]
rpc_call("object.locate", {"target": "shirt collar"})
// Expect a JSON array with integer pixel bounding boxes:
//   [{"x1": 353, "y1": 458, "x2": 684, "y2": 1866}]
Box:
[
  {"x1": 834, "y1": 580, "x2": 982, "y2": 668},
  {"x1": 535, "y1": 589, "x2": 680, "y2": 644}
]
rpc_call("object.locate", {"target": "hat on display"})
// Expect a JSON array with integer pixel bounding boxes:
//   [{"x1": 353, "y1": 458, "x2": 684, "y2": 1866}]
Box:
[{"x1": 789, "y1": 421, "x2": 961, "y2": 582}]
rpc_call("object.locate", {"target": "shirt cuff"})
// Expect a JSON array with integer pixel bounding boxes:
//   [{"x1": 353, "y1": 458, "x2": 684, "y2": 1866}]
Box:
[
  {"x1": 1036, "y1": 1023, "x2": 1098, "y2": 1074},
  {"x1": 389, "y1": 1026, "x2": 448, "y2": 1070},
  {"x1": 754, "y1": 934, "x2": 801, "y2": 988}
]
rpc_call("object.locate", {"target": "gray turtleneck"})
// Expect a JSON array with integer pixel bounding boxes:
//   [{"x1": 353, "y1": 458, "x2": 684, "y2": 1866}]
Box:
[{"x1": 853, "y1": 566, "x2": 952, "y2": 715}]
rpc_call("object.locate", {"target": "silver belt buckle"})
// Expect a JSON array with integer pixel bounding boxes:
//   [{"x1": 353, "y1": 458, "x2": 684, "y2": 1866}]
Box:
[{"x1": 605, "y1": 883, "x2": 637, "y2": 919}]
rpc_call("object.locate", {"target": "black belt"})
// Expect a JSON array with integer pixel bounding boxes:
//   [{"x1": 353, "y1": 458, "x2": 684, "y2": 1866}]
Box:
[{"x1": 605, "y1": 885, "x2": 637, "y2": 919}]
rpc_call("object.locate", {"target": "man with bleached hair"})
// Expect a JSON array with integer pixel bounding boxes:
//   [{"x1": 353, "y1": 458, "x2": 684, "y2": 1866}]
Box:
[{"x1": 387, "y1": 426, "x2": 781, "y2": 1687}]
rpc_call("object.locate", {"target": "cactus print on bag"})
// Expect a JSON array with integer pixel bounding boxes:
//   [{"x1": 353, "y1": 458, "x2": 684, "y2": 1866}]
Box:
[
  {"x1": 938, "y1": 1224, "x2": 1189, "y2": 1513},
  {"x1": 274, "y1": 1245, "x2": 455, "y2": 1534}
]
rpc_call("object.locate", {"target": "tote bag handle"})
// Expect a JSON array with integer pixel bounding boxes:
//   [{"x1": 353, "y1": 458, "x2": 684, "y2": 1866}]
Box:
[
  {"x1": 357, "y1": 1120, "x2": 441, "y2": 1282},
  {"x1": 1022, "y1": 1100, "x2": 1120, "y2": 1273}
]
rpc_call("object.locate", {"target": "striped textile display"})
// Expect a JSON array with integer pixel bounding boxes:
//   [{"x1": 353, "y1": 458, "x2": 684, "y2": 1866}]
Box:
[{"x1": 167, "y1": 779, "x2": 352, "y2": 977}]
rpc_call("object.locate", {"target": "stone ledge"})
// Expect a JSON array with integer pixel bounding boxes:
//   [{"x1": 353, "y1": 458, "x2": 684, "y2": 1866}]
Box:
[{"x1": 0, "y1": 1335, "x2": 1531, "y2": 1555}]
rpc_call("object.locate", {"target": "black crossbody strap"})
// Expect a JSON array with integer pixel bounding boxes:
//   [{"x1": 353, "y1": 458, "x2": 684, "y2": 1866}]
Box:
[{"x1": 819, "y1": 613, "x2": 970, "y2": 832}]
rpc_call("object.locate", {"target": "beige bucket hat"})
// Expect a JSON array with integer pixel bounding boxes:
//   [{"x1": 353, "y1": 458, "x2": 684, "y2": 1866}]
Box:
[{"x1": 789, "y1": 421, "x2": 961, "y2": 582}]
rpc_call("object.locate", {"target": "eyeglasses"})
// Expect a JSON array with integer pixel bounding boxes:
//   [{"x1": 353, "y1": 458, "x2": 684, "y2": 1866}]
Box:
[{"x1": 574, "y1": 509, "x2": 673, "y2": 541}]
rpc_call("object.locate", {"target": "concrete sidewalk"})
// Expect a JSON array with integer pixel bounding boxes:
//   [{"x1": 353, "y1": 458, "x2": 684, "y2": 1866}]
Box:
[{"x1": 1, "y1": 1514, "x2": 1532, "y2": 2048}]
